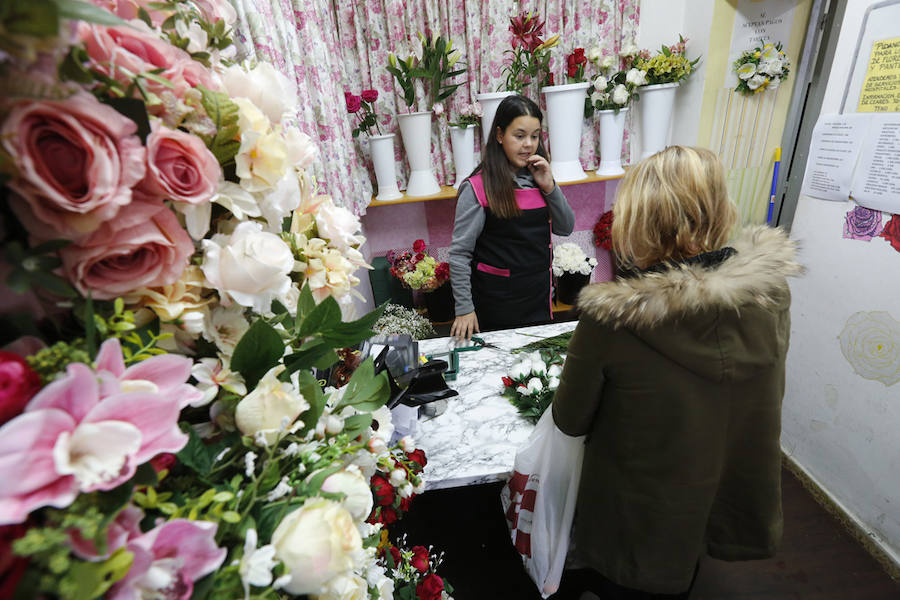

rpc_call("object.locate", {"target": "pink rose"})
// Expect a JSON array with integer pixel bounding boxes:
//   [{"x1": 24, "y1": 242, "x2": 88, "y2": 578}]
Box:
[
  {"x1": 86, "y1": 0, "x2": 171, "y2": 26},
  {"x1": 191, "y1": 0, "x2": 237, "y2": 24},
  {"x1": 60, "y1": 196, "x2": 194, "y2": 300},
  {"x1": 1, "y1": 93, "x2": 145, "y2": 238},
  {"x1": 361, "y1": 89, "x2": 378, "y2": 103},
  {"x1": 346, "y1": 94, "x2": 362, "y2": 113},
  {"x1": 139, "y1": 122, "x2": 221, "y2": 205}
]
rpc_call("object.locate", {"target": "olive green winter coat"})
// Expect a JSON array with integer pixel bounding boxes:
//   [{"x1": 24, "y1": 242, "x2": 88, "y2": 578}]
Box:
[{"x1": 552, "y1": 226, "x2": 802, "y2": 594}]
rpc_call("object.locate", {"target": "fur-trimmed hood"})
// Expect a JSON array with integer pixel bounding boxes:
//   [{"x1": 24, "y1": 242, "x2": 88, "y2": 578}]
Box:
[
  {"x1": 576, "y1": 225, "x2": 802, "y2": 383},
  {"x1": 578, "y1": 225, "x2": 802, "y2": 329}
]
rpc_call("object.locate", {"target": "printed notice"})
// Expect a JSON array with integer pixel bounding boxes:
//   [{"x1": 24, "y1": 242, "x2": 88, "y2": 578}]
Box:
[
  {"x1": 851, "y1": 115, "x2": 900, "y2": 214},
  {"x1": 858, "y1": 38, "x2": 900, "y2": 113},
  {"x1": 800, "y1": 114, "x2": 869, "y2": 202}
]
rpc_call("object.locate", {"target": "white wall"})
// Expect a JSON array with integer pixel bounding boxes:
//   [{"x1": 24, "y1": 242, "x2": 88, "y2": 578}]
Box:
[{"x1": 783, "y1": 0, "x2": 900, "y2": 564}]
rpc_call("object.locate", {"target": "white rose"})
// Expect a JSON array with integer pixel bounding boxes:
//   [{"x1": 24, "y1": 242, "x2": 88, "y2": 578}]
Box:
[
  {"x1": 587, "y1": 46, "x2": 602, "y2": 62},
  {"x1": 619, "y1": 43, "x2": 639, "y2": 57},
  {"x1": 235, "y1": 365, "x2": 309, "y2": 445},
  {"x1": 315, "y1": 197, "x2": 364, "y2": 252},
  {"x1": 760, "y1": 58, "x2": 783, "y2": 76},
  {"x1": 625, "y1": 68, "x2": 647, "y2": 86},
  {"x1": 221, "y1": 63, "x2": 297, "y2": 124},
  {"x1": 272, "y1": 498, "x2": 363, "y2": 595},
  {"x1": 284, "y1": 127, "x2": 317, "y2": 169},
  {"x1": 320, "y1": 466, "x2": 374, "y2": 522},
  {"x1": 366, "y1": 564, "x2": 395, "y2": 600},
  {"x1": 611, "y1": 84, "x2": 629, "y2": 105},
  {"x1": 509, "y1": 360, "x2": 532, "y2": 380},
  {"x1": 548, "y1": 376, "x2": 560, "y2": 390},
  {"x1": 590, "y1": 91, "x2": 604, "y2": 105},
  {"x1": 317, "y1": 572, "x2": 369, "y2": 600},
  {"x1": 600, "y1": 55, "x2": 616, "y2": 69},
  {"x1": 257, "y1": 171, "x2": 301, "y2": 233},
  {"x1": 736, "y1": 62, "x2": 757, "y2": 81},
  {"x1": 547, "y1": 364, "x2": 563, "y2": 378},
  {"x1": 526, "y1": 377, "x2": 544, "y2": 394},
  {"x1": 747, "y1": 74, "x2": 767, "y2": 90},
  {"x1": 592, "y1": 75, "x2": 608, "y2": 91},
  {"x1": 389, "y1": 469, "x2": 407, "y2": 487},
  {"x1": 530, "y1": 359, "x2": 547, "y2": 377},
  {"x1": 201, "y1": 221, "x2": 295, "y2": 313}
]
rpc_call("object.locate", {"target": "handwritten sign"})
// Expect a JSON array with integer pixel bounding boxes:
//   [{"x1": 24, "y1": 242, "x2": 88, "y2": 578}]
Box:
[{"x1": 858, "y1": 38, "x2": 900, "y2": 113}]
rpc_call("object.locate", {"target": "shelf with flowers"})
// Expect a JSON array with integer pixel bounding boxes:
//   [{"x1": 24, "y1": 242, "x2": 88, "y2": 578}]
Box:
[
  {"x1": 0, "y1": 2, "x2": 452, "y2": 599},
  {"x1": 733, "y1": 41, "x2": 790, "y2": 95},
  {"x1": 386, "y1": 240, "x2": 453, "y2": 323}
]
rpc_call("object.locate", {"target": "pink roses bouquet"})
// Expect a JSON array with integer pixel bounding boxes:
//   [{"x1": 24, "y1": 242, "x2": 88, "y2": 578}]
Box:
[{"x1": 0, "y1": 2, "x2": 450, "y2": 599}]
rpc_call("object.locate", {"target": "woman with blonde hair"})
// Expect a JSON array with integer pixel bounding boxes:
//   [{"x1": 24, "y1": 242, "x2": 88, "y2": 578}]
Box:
[{"x1": 551, "y1": 146, "x2": 803, "y2": 599}]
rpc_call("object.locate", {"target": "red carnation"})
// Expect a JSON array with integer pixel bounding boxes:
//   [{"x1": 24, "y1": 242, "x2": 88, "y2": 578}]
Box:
[
  {"x1": 593, "y1": 210, "x2": 614, "y2": 251},
  {"x1": 416, "y1": 573, "x2": 444, "y2": 600},
  {"x1": 413, "y1": 239, "x2": 426, "y2": 253},
  {"x1": 0, "y1": 351, "x2": 42, "y2": 426},
  {"x1": 435, "y1": 262, "x2": 450, "y2": 280},
  {"x1": 411, "y1": 545, "x2": 430, "y2": 573},
  {"x1": 371, "y1": 474, "x2": 395, "y2": 506},
  {"x1": 361, "y1": 89, "x2": 378, "y2": 103},
  {"x1": 346, "y1": 94, "x2": 362, "y2": 113},
  {"x1": 406, "y1": 448, "x2": 427, "y2": 468},
  {"x1": 881, "y1": 214, "x2": 900, "y2": 253}
]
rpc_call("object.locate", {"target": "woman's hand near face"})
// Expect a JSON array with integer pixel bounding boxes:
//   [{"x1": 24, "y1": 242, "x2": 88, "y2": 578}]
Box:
[
  {"x1": 526, "y1": 154, "x2": 555, "y2": 194},
  {"x1": 451, "y1": 311, "x2": 480, "y2": 341}
]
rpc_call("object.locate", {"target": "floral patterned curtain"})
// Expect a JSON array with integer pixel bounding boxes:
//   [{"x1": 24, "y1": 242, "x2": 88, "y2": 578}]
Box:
[{"x1": 230, "y1": 0, "x2": 639, "y2": 215}]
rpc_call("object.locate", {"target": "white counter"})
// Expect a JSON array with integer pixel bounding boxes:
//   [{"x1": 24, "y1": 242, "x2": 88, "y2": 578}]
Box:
[{"x1": 415, "y1": 321, "x2": 577, "y2": 490}]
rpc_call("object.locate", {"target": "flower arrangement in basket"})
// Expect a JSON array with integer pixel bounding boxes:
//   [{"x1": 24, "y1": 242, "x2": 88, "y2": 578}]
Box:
[
  {"x1": 0, "y1": 2, "x2": 451, "y2": 599},
  {"x1": 387, "y1": 240, "x2": 450, "y2": 292},
  {"x1": 387, "y1": 33, "x2": 465, "y2": 111},
  {"x1": 345, "y1": 89, "x2": 383, "y2": 137},
  {"x1": 733, "y1": 41, "x2": 790, "y2": 95},
  {"x1": 501, "y1": 11, "x2": 560, "y2": 93},
  {"x1": 448, "y1": 101, "x2": 482, "y2": 128},
  {"x1": 632, "y1": 35, "x2": 700, "y2": 85},
  {"x1": 501, "y1": 350, "x2": 565, "y2": 423}
]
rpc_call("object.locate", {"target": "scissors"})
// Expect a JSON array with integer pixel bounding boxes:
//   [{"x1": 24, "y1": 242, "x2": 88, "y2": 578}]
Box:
[{"x1": 458, "y1": 336, "x2": 506, "y2": 352}]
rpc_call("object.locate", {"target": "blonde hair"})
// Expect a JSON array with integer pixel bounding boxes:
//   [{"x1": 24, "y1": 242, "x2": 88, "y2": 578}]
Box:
[{"x1": 612, "y1": 146, "x2": 737, "y2": 269}]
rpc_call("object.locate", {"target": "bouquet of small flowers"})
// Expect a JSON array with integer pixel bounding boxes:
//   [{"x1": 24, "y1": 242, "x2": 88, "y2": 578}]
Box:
[
  {"x1": 387, "y1": 240, "x2": 450, "y2": 292},
  {"x1": 565, "y1": 47, "x2": 588, "y2": 83},
  {"x1": 501, "y1": 11, "x2": 560, "y2": 93},
  {"x1": 733, "y1": 41, "x2": 790, "y2": 95},
  {"x1": 632, "y1": 35, "x2": 700, "y2": 85},
  {"x1": 378, "y1": 535, "x2": 453, "y2": 600},
  {"x1": 374, "y1": 304, "x2": 437, "y2": 339},
  {"x1": 448, "y1": 101, "x2": 482, "y2": 128},
  {"x1": 501, "y1": 350, "x2": 565, "y2": 423},
  {"x1": 346, "y1": 89, "x2": 383, "y2": 137},
  {"x1": 552, "y1": 243, "x2": 598, "y2": 276},
  {"x1": 593, "y1": 210, "x2": 614, "y2": 250},
  {"x1": 0, "y1": 2, "x2": 451, "y2": 598}
]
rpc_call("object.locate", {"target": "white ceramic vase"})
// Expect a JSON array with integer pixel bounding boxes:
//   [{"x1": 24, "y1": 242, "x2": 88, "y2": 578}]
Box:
[
  {"x1": 475, "y1": 91, "x2": 516, "y2": 145},
  {"x1": 541, "y1": 82, "x2": 591, "y2": 182},
  {"x1": 368, "y1": 133, "x2": 403, "y2": 202},
  {"x1": 449, "y1": 124, "x2": 476, "y2": 188},
  {"x1": 594, "y1": 108, "x2": 628, "y2": 177},
  {"x1": 397, "y1": 111, "x2": 441, "y2": 197},
  {"x1": 638, "y1": 82, "x2": 679, "y2": 159}
]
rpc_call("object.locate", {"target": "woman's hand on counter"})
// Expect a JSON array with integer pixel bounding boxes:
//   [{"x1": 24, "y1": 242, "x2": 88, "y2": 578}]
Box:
[{"x1": 451, "y1": 311, "x2": 480, "y2": 341}]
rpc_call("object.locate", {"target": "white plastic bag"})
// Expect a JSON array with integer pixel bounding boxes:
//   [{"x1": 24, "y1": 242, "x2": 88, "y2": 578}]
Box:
[{"x1": 500, "y1": 408, "x2": 585, "y2": 598}]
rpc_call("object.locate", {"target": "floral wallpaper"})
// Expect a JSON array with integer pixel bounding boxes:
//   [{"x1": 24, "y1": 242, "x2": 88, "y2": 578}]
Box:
[{"x1": 231, "y1": 0, "x2": 640, "y2": 215}]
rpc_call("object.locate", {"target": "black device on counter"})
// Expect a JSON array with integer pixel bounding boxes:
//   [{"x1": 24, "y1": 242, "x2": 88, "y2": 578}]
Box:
[{"x1": 359, "y1": 334, "x2": 458, "y2": 409}]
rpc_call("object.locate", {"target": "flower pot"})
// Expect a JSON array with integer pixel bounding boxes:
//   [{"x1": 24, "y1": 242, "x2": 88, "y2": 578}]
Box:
[
  {"x1": 369, "y1": 134, "x2": 403, "y2": 202},
  {"x1": 595, "y1": 108, "x2": 628, "y2": 177},
  {"x1": 397, "y1": 111, "x2": 441, "y2": 197},
  {"x1": 638, "y1": 82, "x2": 679, "y2": 159},
  {"x1": 541, "y1": 82, "x2": 591, "y2": 182},
  {"x1": 449, "y1": 124, "x2": 476, "y2": 189},
  {"x1": 476, "y1": 91, "x2": 516, "y2": 145},
  {"x1": 555, "y1": 272, "x2": 590, "y2": 306},
  {"x1": 424, "y1": 284, "x2": 454, "y2": 323}
]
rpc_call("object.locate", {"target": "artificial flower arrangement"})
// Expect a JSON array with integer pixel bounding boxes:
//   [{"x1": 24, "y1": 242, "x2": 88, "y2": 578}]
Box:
[
  {"x1": 501, "y1": 350, "x2": 565, "y2": 423},
  {"x1": 733, "y1": 41, "x2": 790, "y2": 95},
  {"x1": 387, "y1": 33, "x2": 464, "y2": 111},
  {"x1": 345, "y1": 89, "x2": 383, "y2": 137},
  {"x1": 501, "y1": 11, "x2": 560, "y2": 93},
  {"x1": 386, "y1": 240, "x2": 450, "y2": 293},
  {"x1": 552, "y1": 243, "x2": 598, "y2": 276},
  {"x1": 374, "y1": 304, "x2": 437, "y2": 340},
  {"x1": 565, "y1": 47, "x2": 588, "y2": 83},
  {"x1": 0, "y1": 2, "x2": 453, "y2": 599},
  {"x1": 447, "y1": 101, "x2": 482, "y2": 128},
  {"x1": 632, "y1": 35, "x2": 700, "y2": 85},
  {"x1": 593, "y1": 210, "x2": 614, "y2": 251}
]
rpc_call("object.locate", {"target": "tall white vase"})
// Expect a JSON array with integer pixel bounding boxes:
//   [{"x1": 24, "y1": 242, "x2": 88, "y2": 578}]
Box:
[
  {"x1": 595, "y1": 108, "x2": 628, "y2": 177},
  {"x1": 638, "y1": 82, "x2": 679, "y2": 159},
  {"x1": 541, "y1": 82, "x2": 591, "y2": 182},
  {"x1": 369, "y1": 133, "x2": 402, "y2": 202},
  {"x1": 449, "y1": 125, "x2": 476, "y2": 188},
  {"x1": 475, "y1": 91, "x2": 516, "y2": 145},
  {"x1": 397, "y1": 111, "x2": 441, "y2": 197}
]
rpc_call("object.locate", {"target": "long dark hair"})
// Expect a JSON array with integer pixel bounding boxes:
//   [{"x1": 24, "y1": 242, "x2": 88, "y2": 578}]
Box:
[{"x1": 468, "y1": 95, "x2": 549, "y2": 219}]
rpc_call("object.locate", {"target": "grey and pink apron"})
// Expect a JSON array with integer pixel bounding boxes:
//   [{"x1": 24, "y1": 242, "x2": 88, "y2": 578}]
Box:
[{"x1": 468, "y1": 174, "x2": 553, "y2": 330}]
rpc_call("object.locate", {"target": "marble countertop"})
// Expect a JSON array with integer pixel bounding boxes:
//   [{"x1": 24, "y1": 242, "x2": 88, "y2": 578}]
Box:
[{"x1": 415, "y1": 321, "x2": 577, "y2": 491}]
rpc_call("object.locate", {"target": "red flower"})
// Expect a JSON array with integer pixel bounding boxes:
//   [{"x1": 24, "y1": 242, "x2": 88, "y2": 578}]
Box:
[
  {"x1": 881, "y1": 214, "x2": 900, "y2": 253},
  {"x1": 593, "y1": 210, "x2": 614, "y2": 251},
  {"x1": 435, "y1": 262, "x2": 450, "y2": 280},
  {"x1": 416, "y1": 573, "x2": 445, "y2": 600},
  {"x1": 567, "y1": 63, "x2": 579, "y2": 78},
  {"x1": 379, "y1": 506, "x2": 398, "y2": 524},
  {"x1": 502, "y1": 376, "x2": 515, "y2": 387},
  {"x1": 346, "y1": 94, "x2": 361, "y2": 113},
  {"x1": 508, "y1": 13, "x2": 547, "y2": 53},
  {"x1": 150, "y1": 452, "x2": 177, "y2": 473},
  {"x1": 387, "y1": 545, "x2": 402, "y2": 566},
  {"x1": 411, "y1": 545, "x2": 430, "y2": 573},
  {"x1": 412, "y1": 252, "x2": 425, "y2": 265},
  {"x1": 371, "y1": 474, "x2": 395, "y2": 506},
  {"x1": 361, "y1": 89, "x2": 378, "y2": 103},
  {"x1": 406, "y1": 448, "x2": 427, "y2": 469},
  {"x1": 399, "y1": 495, "x2": 414, "y2": 512},
  {"x1": 573, "y1": 48, "x2": 586, "y2": 62},
  {"x1": 0, "y1": 351, "x2": 42, "y2": 426},
  {"x1": 413, "y1": 239, "x2": 426, "y2": 253}
]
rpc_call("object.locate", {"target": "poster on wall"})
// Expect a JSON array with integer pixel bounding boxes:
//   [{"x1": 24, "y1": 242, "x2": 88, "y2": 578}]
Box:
[
  {"x1": 857, "y1": 37, "x2": 900, "y2": 112},
  {"x1": 726, "y1": 0, "x2": 797, "y2": 88}
]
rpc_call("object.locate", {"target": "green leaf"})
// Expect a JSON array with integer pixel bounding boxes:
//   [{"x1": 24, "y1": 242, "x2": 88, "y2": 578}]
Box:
[
  {"x1": 99, "y1": 97, "x2": 151, "y2": 143},
  {"x1": 55, "y1": 0, "x2": 128, "y2": 26},
  {"x1": 231, "y1": 319, "x2": 284, "y2": 389},
  {"x1": 132, "y1": 462, "x2": 159, "y2": 487},
  {"x1": 298, "y1": 283, "x2": 316, "y2": 319},
  {"x1": 298, "y1": 294, "x2": 342, "y2": 337},
  {"x1": 306, "y1": 464, "x2": 344, "y2": 492},
  {"x1": 176, "y1": 428, "x2": 239, "y2": 476},
  {"x1": 312, "y1": 349, "x2": 339, "y2": 371},
  {"x1": 198, "y1": 85, "x2": 241, "y2": 165},
  {"x1": 29, "y1": 268, "x2": 78, "y2": 298},
  {"x1": 64, "y1": 547, "x2": 133, "y2": 600},
  {"x1": 3, "y1": 0, "x2": 58, "y2": 36},
  {"x1": 335, "y1": 358, "x2": 389, "y2": 413},
  {"x1": 283, "y1": 338, "x2": 334, "y2": 374},
  {"x1": 296, "y1": 370, "x2": 326, "y2": 433}
]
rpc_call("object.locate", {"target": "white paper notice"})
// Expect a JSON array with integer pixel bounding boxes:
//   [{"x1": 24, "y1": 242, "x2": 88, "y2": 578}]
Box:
[
  {"x1": 851, "y1": 115, "x2": 900, "y2": 214},
  {"x1": 800, "y1": 114, "x2": 869, "y2": 201}
]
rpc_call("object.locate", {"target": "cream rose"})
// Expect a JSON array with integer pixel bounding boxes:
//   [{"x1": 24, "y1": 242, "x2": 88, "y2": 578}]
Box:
[
  {"x1": 221, "y1": 63, "x2": 297, "y2": 125},
  {"x1": 201, "y1": 220, "x2": 295, "y2": 313},
  {"x1": 272, "y1": 498, "x2": 362, "y2": 595},
  {"x1": 318, "y1": 572, "x2": 369, "y2": 600},
  {"x1": 320, "y1": 466, "x2": 374, "y2": 522},
  {"x1": 314, "y1": 197, "x2": 364, "y2": 252},
  {"x1": 235, "y1": 365, "x2": 309, "y2": 445},
  {"x1": 625, "y1": 68, "x2": 648, "y2": 86}
]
